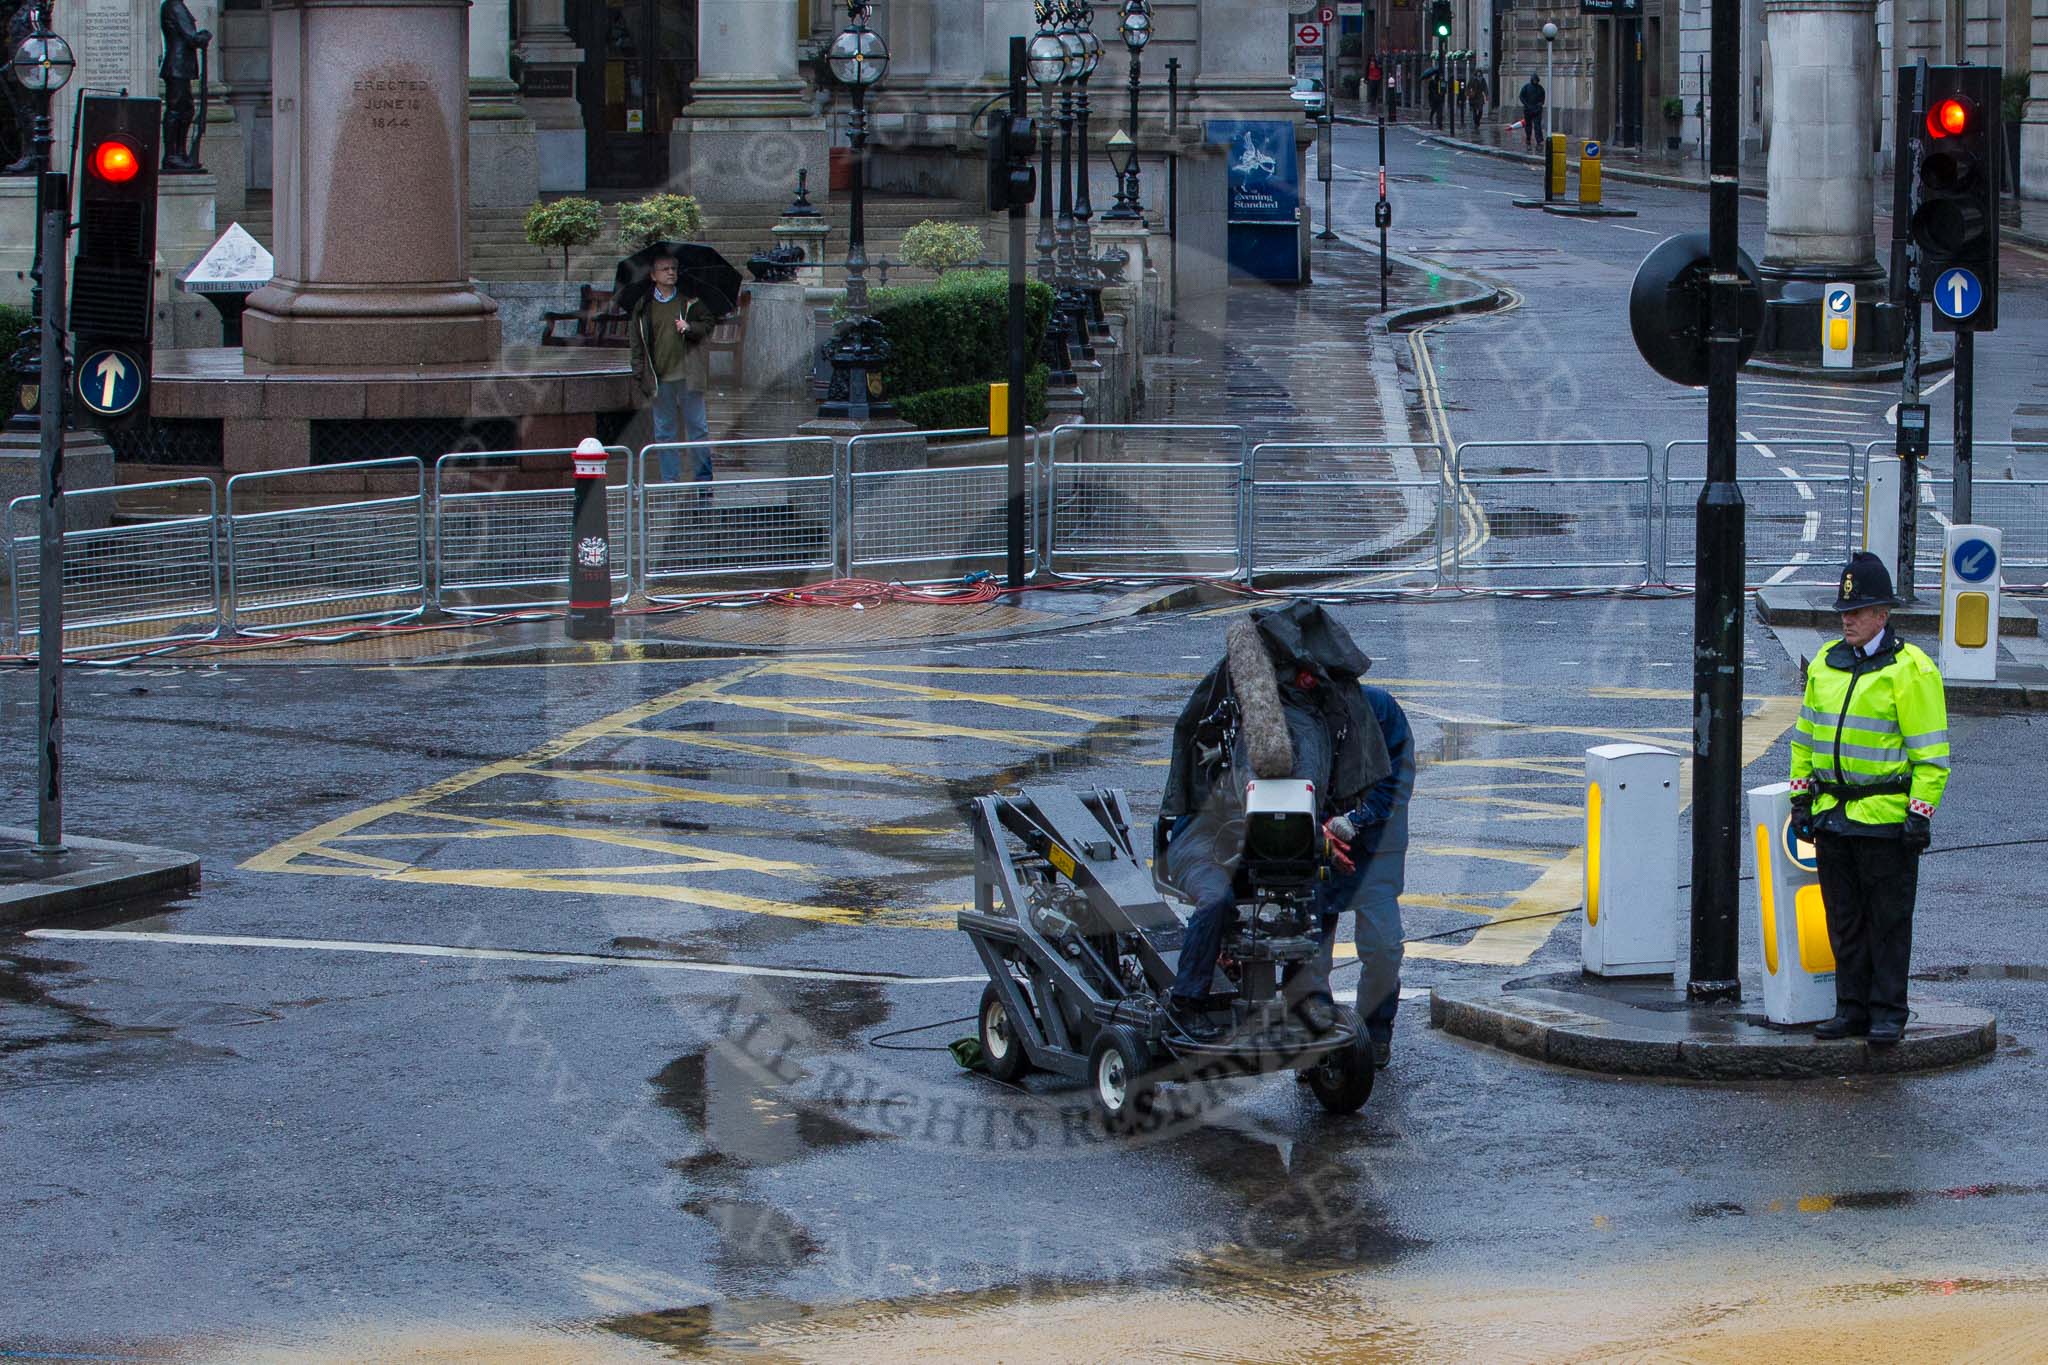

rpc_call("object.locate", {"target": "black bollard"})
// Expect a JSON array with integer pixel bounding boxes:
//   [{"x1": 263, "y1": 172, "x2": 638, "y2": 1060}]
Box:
[{"x1": 566, "y1": 437, "x2": 615, "y2": 641}]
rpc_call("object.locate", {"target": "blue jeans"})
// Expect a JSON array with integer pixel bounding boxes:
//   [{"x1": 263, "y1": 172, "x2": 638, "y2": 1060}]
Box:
[
  {"x1": 1320, "y1": 847, "x2": 1406, "y2": 1040},
  {"x1": 1170, "y1": 857, "x2": 1237, "y2": 1001},
  {"x1": 649, "y1": 380, "x2": 710, "y2": 483}
]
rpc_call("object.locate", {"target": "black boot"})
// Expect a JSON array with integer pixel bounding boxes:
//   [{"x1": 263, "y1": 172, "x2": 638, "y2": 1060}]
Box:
[{"x1": 1813, "y1": 1014, "x2": 1870, "y2": 1040}]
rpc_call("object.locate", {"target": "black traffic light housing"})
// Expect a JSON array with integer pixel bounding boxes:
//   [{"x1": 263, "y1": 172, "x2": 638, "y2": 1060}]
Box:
[
  {"x1": 986, "y1": 109, "x2": 1038, "y2": 213},
  {"x1": 71, "y1": 95, "x2": 161, "y2": 423},
  {"x1": 1430, "y1": 0, "x2": 1453, "y2": 41},
  {"x1": 1891, "y1": 64, "x2": 2000, "y2": 332}
]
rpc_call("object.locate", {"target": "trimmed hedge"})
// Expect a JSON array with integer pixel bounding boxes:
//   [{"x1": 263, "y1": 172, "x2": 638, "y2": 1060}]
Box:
[
  {"x1": 865, "y1": 270, "x2": 1054, "y2": 419},
  {"x1": 893, "y1": 363, "x2": 1049, "y2": 430}
]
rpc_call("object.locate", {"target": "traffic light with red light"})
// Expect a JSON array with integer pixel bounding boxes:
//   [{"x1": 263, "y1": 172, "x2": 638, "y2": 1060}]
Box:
[
  {"x1": 70, "y1": 95, "x2": 161, "y2": 422},
  {"x1": 1892, "y1": 64, "x2": 2000, "y2": 332}
]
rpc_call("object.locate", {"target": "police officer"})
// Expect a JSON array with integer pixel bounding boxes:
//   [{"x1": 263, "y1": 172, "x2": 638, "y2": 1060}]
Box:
[{"x1": 1789, "y1": 552, "x2": 1950, "y2": 1045}]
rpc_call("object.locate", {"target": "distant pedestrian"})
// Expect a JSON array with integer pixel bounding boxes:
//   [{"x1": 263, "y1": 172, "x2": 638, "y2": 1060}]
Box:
[
  {"x1": 1366, "y1": 55, "x2": 1383, "y2": 108},
  {"x1": 1427, "y1": 72, "x2": 1445, "y2": 128},
  {"x1": 1789, "y1": 552, "x2": 1951, "y2": 1047},
  {"x1": 1385, "y1": 68, "x2": 1401, "y2": 123},
  {"x1": 1519, "y1": 73, "x2": 1545, "y2": 147},
  {"x1": 1469, "y1": 69, "x2": 1489, "y2": 126},
  {"x1": 628, "y1": 252, "x2": 716, "y2": 486}
]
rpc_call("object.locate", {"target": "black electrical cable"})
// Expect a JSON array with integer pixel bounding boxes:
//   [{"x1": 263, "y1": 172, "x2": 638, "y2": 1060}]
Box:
[{"x1": 867, "y1": 1013, "x2": 977, "y2": 1052}]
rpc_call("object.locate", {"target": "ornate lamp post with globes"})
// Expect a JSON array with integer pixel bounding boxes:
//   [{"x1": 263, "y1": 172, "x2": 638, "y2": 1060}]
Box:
[
  {"x1": 1027, "y1": 11, "x2": 1077, "y2": 387},
  {"x1": 7, "y1": 6, "x2": 73, "y2": 433},
  {"x1": 817, "y1": 0, "x2": 893, "y2": 421},
  {"x1": 1103, "y1": 0, "x2": 1148, "y2": 221}
]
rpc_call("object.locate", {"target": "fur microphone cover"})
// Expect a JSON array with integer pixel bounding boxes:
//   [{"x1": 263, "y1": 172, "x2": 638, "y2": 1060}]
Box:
[{"x1": 1226, "y1": 619, "x2": 1294, "y2": 779}]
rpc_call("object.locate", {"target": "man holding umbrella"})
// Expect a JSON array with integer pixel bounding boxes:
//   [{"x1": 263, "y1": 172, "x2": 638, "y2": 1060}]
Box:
[{"x1": 628, "y1": 252, "x2": 718, "y2": 485}]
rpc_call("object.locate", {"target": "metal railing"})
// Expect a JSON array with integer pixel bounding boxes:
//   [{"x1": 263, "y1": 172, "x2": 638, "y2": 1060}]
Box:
[
  {"x1": 1861, "y1": 441, "x2": 2048, "y2": 588},
  {"x1": 1247, "y1": 442, "x2": 1448, "y2": 585},
  {"x1": 1047, "y1": 423, "x2": 1247, "y2": 578},
  {"x1": 434, "y1": 447, "x2": 633, "y2": 613},
  {"x1": 6, "y1": 478, "x2": 221, "y2": 654},
  {"x1": 1663, "y1": 440, "x2": 1857, "y2": 585},
  {"x1": 225, "y1": 458, "x2": 428, "y2": 634},
  {"x1": 1450, "y1": 441, "x2": 1657, "y2": 589},
  {"x1": 639, "y1": 438, "x2": 836, "y2": 596},
  {"x1": 847, "y1": 427, "x2": 1041, "y2": 582}
]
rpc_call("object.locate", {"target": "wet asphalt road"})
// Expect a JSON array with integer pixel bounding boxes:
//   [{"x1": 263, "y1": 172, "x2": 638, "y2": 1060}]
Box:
[{"x1": 5, "y1": 595, "x2": 2048, "y2": 1357}]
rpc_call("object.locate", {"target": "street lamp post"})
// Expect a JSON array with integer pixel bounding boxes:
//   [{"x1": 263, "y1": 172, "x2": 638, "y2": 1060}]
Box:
[
  {"x1": 1541, "y1": 22, "x2": 1557, "y2": 145},
  {"x1": 818, "y1": 1, "x2": 891, "y2": 421},
  {"x1": 1103, "y1": 0, "x2": 1149, "y2": 222},
  {"x1": 1053, "y1": 10, "x2": 1094, "y2": 364},
  {"x1": 10, "y1": 6, "x2": 75, "y2": 856},
  {"x1": 1068, "y1": 0, "x2": 1110, "y2": 344},
  {"x1": 1028, "y1": 13, "x2": 1076, "y2": 386}
]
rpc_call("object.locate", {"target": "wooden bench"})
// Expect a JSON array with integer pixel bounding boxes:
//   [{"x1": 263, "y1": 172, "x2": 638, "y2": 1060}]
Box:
[{"x1": 540, "y1": 284, "x2": 748, "y2": 388}]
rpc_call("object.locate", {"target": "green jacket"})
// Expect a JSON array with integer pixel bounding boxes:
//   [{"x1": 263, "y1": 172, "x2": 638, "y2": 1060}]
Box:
[
  {"x1": 628, "y1": 292, "x2": 715, "y2": 397},
  {"x1": 1790, "y1": 632, "x2": 1949, "y2": 833}
]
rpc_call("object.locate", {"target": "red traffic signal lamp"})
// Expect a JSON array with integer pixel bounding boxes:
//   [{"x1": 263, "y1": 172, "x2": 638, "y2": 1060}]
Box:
[
  {"x1": 1927, "y1": 95, "x2": 1972, "y2": 139},
  {"x1": 90, "y1": 138, "x2": 142, "y2": 183}
]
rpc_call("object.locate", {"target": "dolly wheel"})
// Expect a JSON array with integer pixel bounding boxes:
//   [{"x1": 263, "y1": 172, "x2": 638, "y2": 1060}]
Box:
[
  {"x1": 1306, "y1": 1005, "x2": 1375, "y2": 1115},
  {"x1": 979, "y1": 981, "x2": 1032, "y2": 1084},
  {"x1": 1089, "y1": 1025, "x2": 1157, "y2": 1134}
]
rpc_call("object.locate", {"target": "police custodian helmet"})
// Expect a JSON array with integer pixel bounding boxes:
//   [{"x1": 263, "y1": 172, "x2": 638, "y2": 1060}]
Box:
[{"x1": 1831, "y1": 550, "x2": 1900, "y2": 613}]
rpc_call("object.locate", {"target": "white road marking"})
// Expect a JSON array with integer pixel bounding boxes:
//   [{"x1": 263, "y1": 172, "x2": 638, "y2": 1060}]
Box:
[
  {"x1": 1886, "y1": 371, "x2": 1954, "y2": 425},
  {"x1": 26, "y1": 928, "x2": 987, "y2": 986}
]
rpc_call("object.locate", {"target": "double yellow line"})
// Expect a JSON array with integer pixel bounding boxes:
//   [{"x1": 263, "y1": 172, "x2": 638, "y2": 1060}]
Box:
[{"x1": 1406, "y1": 284, "x2": 1526, "y2": 579}]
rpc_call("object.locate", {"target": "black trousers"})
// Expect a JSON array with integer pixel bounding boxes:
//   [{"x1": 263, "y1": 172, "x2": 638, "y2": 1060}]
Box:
[{"x1": 1814, "y1": 831, "x2": 1920, "y2": 1026}]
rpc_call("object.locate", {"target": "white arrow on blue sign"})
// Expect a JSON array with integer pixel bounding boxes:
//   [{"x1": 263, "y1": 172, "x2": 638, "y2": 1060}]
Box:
[
  {"x1": 77, "y1": 349, "x2": 144, "y2": 418},
  {"x1": 1583, "y1": 140, "x2": 1602, "y2": 159},
  {"x1": 1952, "y1": 536, "x2": 1997, "y2": 584},
  {"x1": 1933, "y1": 267, "x2": 1983, "y2": 320},
  {"x1": 1826, "y1": 287, "x2": 1854, "y2": 314}
]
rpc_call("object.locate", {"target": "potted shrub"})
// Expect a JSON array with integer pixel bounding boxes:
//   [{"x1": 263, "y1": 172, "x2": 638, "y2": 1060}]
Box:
[
  {"x1": 898, "y1": 220, "x2": 983, "y2": 276},
  {"x1": 1662, "y1": 94, "x2": 1685, "y2": 151},
  {"x1": 523, "y1": 196, "x2": 604, "y2": 281},
  {"x1": 618, "y1": 192, "x2": 705, "y2": 250}
]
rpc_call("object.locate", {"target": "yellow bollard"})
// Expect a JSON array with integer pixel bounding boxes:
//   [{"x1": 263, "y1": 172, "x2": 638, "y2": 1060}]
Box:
[
  {"x1": 1579, "y1": 139, "x2": 1603, "y2": 204},
  {"x1": 1547, "y1": 133, "x2": 1567, "y2": 198},
  {"x1": 988, "y1": 381, "x2": 1009, "y2": 436}
]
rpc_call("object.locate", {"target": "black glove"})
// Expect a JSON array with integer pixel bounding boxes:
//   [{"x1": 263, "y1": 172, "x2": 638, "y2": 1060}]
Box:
[
  {"x1": 1902, "y1": 812, "x2": 1932, "y2": 854},
  {"x1": 1789, "y1": 795, "x2": 1815, "y2": 845}
]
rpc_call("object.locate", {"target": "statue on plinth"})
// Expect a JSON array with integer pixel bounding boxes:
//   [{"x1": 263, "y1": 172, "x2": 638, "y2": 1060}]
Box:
[{"x1": 160, "y1": 0, "x2": 212, "y2": 172}]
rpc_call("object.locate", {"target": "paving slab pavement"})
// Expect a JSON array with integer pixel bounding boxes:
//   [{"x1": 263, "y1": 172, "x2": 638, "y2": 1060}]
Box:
[{"x1": 0, "y1": 827, "x2": 201, "y2": 927}]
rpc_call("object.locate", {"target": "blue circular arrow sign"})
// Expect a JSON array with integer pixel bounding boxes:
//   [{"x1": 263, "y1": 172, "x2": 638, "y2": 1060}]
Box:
[
  {"x1": 1826, "y1": 287, "x2": 1854, "y2": 314},
  {"x1": 1781, "y1": 814, "x2": 1817, "y2": 873},
  {"x1": 1583, "y1": 140, "x2": 1602, "y2": 159},
  {"x1": 1933, "y1": 267, "x2": 1982, "y2": 321},
  {"x1": 1952, "y1": 535, "x2": 1997, "y2": 584},
  {"x1": 77, "y1": 349, "x2": 144, "y2": 418}
]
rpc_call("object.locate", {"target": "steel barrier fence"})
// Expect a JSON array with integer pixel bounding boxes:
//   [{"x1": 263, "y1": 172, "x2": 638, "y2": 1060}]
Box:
[
  {"x1": 1247, "y1": 442, "x2": 1448, "y2": 584},
  {"x1": 225, "y1": 458, "x2": 428, "y2": 633},
  {"x1": 848, "y1": 428, "x2": 1041, "y2": 581},
  {"x1": 1449, "y1": 441, "x2": 1656, "y2": 589},
  {"x1": 435, "y1": 447, "x2": 633, "y2": 612},
  {"x1": 639, "y1": 438, "x2": 836, "y2": 595},
  {"x1": 1859, "y1": 442, "x2": 2048, "y2": 588},
  {"x1": 6, "y1": 478, "x2": 221, "y2": 654},
  {"x1": 1662, "y1": 475, "x2": 1856, "y2": 585},
  {"x1": 1048, "y1": 423, "x2": 1247, "y2": 578}
]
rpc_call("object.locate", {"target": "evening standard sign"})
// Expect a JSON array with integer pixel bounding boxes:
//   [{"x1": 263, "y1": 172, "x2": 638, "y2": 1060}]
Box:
[{"x1": 1208, "y1": 120, "x2": 1300, "y2": 225}]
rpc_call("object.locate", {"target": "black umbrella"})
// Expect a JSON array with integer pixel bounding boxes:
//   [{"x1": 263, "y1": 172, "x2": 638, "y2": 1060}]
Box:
[{"x1": 613, "y1": 241, "x2": 743, "y2": 318}]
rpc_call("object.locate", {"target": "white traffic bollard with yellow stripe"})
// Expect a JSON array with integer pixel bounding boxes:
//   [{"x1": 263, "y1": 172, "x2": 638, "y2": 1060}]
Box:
[
  {"x1": 1581, "y1": 743, "x2": 1680, "y2": 977},
  {"x1": 1748, "y1": 781, "x2": 1836, "y2": 1025},
  {"x1": 1939, "y1": 524, "x2": 2000, "y2": 682}
]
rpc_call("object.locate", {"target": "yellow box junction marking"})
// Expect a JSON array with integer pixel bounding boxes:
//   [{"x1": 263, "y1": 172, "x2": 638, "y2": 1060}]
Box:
[{"x1": 246, "y1": 657, "x2": 1800, "y2": 964}]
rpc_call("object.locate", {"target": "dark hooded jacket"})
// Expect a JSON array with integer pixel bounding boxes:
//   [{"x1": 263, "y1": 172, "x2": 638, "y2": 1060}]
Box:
[{"x1": 1160, "y1": 601, "x2": 1391, "y2": 874}]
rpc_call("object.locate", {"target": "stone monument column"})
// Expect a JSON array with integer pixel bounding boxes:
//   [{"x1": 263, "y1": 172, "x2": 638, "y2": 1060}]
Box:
[
  {"x1": 468, "y1": 0, "x2": 540, "y2": 207},
  {"x1": 515, "y1": 0, "x2": 586, "y2": 191},
  {"x1": 672, "y1": 0, "x2": 828, "y2": 203},
  {"x1": 1754, "y1": 0, "x2": 1902, "y2": 364},
  {"x1": 243, "y1": 0, "x2": 501, "y2": 366}
]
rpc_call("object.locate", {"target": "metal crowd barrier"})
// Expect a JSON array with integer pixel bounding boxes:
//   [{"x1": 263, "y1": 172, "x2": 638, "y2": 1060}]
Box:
[
  {"x1": 1663, "y1": 439, "x2": 1857, "y2": 585},
  {"x1": 1860, "y1": 441, "x2": 2048, "y2": 588},
  {"x1": 639, "y1": 438, "x2": 836, "y2": 596},
  {"x1": 1448, "y1": 441, "x2": 1656, "y2": 589},
  {"x1": 1047, "y1": 423, "x2": 1247, "y2": 579},
  {"x1": 1247, "y1": 442, "x2": 1448, "y2": 585},
  {"x1": 434, "y1": 447, "x2": 632, "y2": 613},
  {"x1": 224, "y1": 457, "x2": 428, "y2": 634},
  {"x1": 847, "y1": 427, "x2": 1040, "y2": 582},
  {"x1": 5, "y1": 478, "x2": 221, "y2": 655}
]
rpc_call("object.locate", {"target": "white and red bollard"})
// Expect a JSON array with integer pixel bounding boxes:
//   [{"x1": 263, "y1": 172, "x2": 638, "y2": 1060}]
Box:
[{"x1": 566, "y1": 437, "x2": 615, "y2": 641}]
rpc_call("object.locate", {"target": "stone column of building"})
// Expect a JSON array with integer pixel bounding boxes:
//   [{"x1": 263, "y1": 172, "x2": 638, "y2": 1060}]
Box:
[
  {"x1": 673, "y1": 0, "x2": 828, "y2": 203},
  {"x1": 1193, "y1": 0, "x2": 1293, "y2": 115},
  {"x1": 469, "y1": 0, "x2": 539, "y2": 207},
  {"x1": 1754, "y1": 0, "x2": 1905, "y2": 360},
  {"x1": 243, "y1": 0, "x2": 501, "y2": 365},
  {"x1": 514, "y1": 0, "x2": 587, "y2": 191},
  {"x1": 2023, "y1": 0, "x2": 2048, "y2": 197}
]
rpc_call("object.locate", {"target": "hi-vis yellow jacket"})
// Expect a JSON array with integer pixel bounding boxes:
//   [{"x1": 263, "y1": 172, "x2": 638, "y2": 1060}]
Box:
[{"x1": 1790, "y1": 632, "x2": 1950, "y2": 829}]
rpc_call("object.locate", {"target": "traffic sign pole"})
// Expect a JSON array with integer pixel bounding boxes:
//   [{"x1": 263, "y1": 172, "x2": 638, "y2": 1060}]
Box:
[
  {"x1": 34, "y1": 194, "x2": 67, "y2": 855},
  {"x1": 1954, "y1": 330, "x2": 1973, "y2": 524}
]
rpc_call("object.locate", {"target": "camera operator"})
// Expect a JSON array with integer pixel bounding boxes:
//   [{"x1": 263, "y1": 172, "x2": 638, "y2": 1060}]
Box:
[{"x1": 1158, "y1": 603, "x2": 1390, "y2": 1042}]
